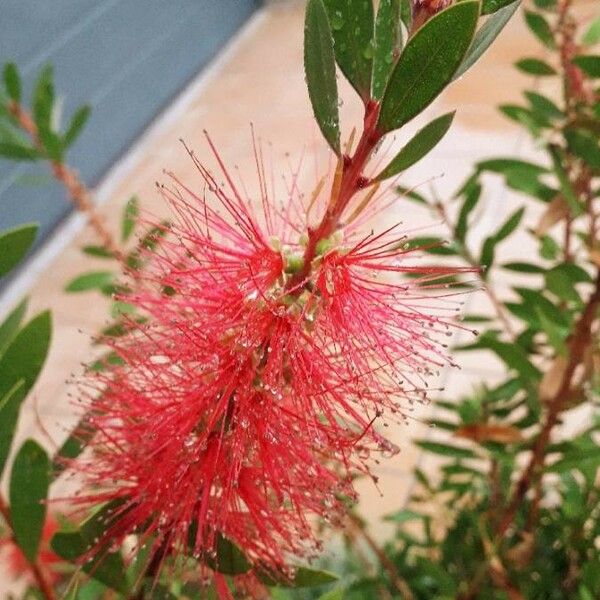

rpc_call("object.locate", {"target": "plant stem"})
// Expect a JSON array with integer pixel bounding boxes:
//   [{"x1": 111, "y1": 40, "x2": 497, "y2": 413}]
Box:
[
  {"x1": 7, "y1": 100, "x2": 123, "y2": 261},
  {"x1": 287, "y1": 101, "x2": 382, "y2": 292},
  {"x1": 496, "y1": 272, "x2": 600, "y2": 537},
  {"x1": 0, "y1": 493, "x2": 57, "y2": 600}
]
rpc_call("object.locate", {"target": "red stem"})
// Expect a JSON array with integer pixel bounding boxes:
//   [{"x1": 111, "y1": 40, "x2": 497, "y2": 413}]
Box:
[{"x1": 288, "y1": 101, "x2": 382, "y2": 291}]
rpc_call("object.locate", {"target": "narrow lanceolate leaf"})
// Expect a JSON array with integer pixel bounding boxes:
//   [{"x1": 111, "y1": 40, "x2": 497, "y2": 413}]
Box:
[
  {"x1": 415, "y1": 440, "x2": 477, "y2": 459},
  {"x1": 524, "y1": 10, "x2": 556, "y2": 49},
  {"x1": 377, "y1": 1, "x2": 479, "y2": 133},
  {"x1": 32, "y1": 65, "x2": 54, "y2": 133},
  {"x1": 515, "y1": 58, "x2": 556, "y2": 76},
  {"x1": 549, "y1": 144, "x2": 582, "y2": 216},
  {"x1": 9, "y1": 440, "x2": 50, "y2": 562},
  {"x1": 582, "y1": 16, "x2": 600, "y2": 45},
  {"x1": 454, "y1": 1, "x2": 521, "y2": 80},
  {"x1": 0, "y1": 298, "x2": 28, "y2": 357},
  {"x1": 0, "y1": 223, "x2": 38, "y2": 278},
  {"x1": 323, "y1": 0, "x2": 374, "y2": 101},
  {"x1": 0, "y1": 142, "x2": 40, "y2": 161},
  {"x1": 455, "y1": 182, "x2": 482, "y2": 242},
  {"x1": 3, "y1": 63, "x2": 21, "y2": 102},
  {"x1": 64, "y1": 104, "x2": 91, "y2": 148},
  {"x1": 372, "y1": 0, "x2": 403, "y2": 100},
  {"x1": 65, "y1": 271, "x2": 114, "y2": 293},
  {"x1": 572, "y1": 55, "x2": 600, "y2": 78},
  {"x1": 524, "y1": 91, "x2": 563, "y2": 120},
  {"x1": 0, "y1": 380, "x2": 25, "y2": 479},
  {"x1": 496, "y1": 206, "x2": 525, "y2": 241},
  {"x1": 481, "y1": 0, "x2": 518, "y2": 15},
  {"x1": 121, "y1": 195, "x2": 139, "y2": 242},
  {"x1": 0, "y1": 311, "x2": 52, "y2": 476},
  {"x1": 304, "y1": 0, "x2": 341, "y2": 155},
  {"x1": 374, "y1": 112, "x2": 455, "y2": 181}
]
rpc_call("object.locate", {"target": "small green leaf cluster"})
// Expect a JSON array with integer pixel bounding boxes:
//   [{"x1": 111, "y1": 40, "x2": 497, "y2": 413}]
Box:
[{"x1": 1, "y1": 63, "x2": 90, "y2": 163}]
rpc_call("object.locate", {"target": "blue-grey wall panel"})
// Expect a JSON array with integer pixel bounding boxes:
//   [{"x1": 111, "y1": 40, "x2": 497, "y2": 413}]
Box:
[{"x1": 0, "y1": 0, "x2": 258, "y2": 246}]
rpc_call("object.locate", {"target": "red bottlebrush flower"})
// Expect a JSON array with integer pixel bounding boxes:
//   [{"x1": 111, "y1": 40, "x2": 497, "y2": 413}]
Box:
[
  {"x1": 69, "y1": 134, "x2": 472, "y2": 591},
  {"x1": 0, "y1": 517, "x2": 61, "y2": 585}
]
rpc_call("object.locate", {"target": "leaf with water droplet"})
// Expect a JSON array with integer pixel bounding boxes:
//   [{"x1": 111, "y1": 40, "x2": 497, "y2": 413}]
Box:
[
  {"x1": 323, "y1": 0, "x2": 374, "y2": 101},
  {"x1": 304, "y1": 0, "x2": 341, "y2": 155},
  {"x1": 372, "y1": 0, "x2": 403, "y2": 100},
  {"x1": 378, "y1": 1, "x2": 479, "y2": 133}
]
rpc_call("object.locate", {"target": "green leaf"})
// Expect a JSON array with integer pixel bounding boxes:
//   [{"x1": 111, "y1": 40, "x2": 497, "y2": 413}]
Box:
[
  {"x1": 573, "y1": 55, "x2": 600, "y2": 77},
  {"x1": 495, "y1": 206, "x2": 524, "y2": 241},
  {"x1": 9, "y1": 440, "x2": 50, "y2": 562},
  {"x1": 52, "y1": 530, "x2": 128, "y2": 593},
  {"x1": 383, "y1": 508, "x2": 425, "y2": 523},
  {"x1": 0, "y1": 142, "x2": 40, "y2": 160},
  {"x1": 549, "y1": 144, "x2": 582, "y2": 215},
  {"x1": 377, "y1": 1, "x2": 479, "y2": 133},
  {"x1": 0, "y1": 223, "x2": 37, "y2": 278},
  {"x1": 65, "y1": 271, "x2": 114, "y2": 293},
  {"x1": 32, "y1": 65, "x2": 55, "y2": 136},
  {"x1": 304, "y1": 0, "x2": 341, "y2": 155},
  {"x1": 0, "y1": 311, "x2": 52, "y2": 476},
  {"x1": 52, "y1": 501, "x2": 129, "y2": 593},
  {"x1": 455, "y1": 181, "x2": 481, "y2": 242},
  {"x1": 64, "y1": 105, "x2": 91, "y2": 148},
  {"x1": 3, "y1": 63, "x2": 21, "y2": 102},
  {"x1": 323, "y1": 0, "x2": 374, "y2": 101},
  {"x1": 395, "y1": 185, "x2": 428, "y2": 205},
  {"x1": 477, "y1": 157, "x2": 548, "y2": 176},
  {"x1": 500, "y1": 104, "x2": 548, "y2": 132},
  {"x1": 0, "y1": 298, "x2": 28, "y2": 356},
  {"x1": 502, "y1": 261, "x2": 544, "y2": 273},
  {"x1": 524, "y1": 91, "x2": 563, "y2": 120},
  {"x1": 0, "y1": 310, "x2": 51, "y2": 400},
  {"x1": 480, "y1": 235, "x2": 497, "y2": 272},
  {"x1": 82, "y1": 245, "x2": 115, "y2": 259},
  {"x1": 415, "y1": 440, "x2": 477, "y2": 459},
  {"x1": 454, "y1": 0, "x2": 521, "y2": 79},
  {"x1": 203, "y1": 533, "x2": 250, "y2": 575},
  {"x1": 121, "y1": 196, "x2": 139, "y2": 242},
  {"x1": 374, "y1": 112, "x2": 455, "y2": 180},
  {"x1": 473, "y1": 334, "x2": 541, "y2": 380},
  {"x1": 582, "y1": 16, "x2": 600, "y2": 45},
  {"x1": 372, "y1": 0, "x2": 403, "y2": 100},
  {"x1": 524, "y1": 10, "x2": 556, "y2": 49},
  {"x1": 0, "y1": 380, "x2": 26, "y2": 478},
  {"x1": 481, "y1": 0, "x2": 519, "y2": 15},
  {"x1": 407, "y1": 236, "x2": 457, "y2": 255},
  {"x1": 260, "y1": 566, "x2": 338, "y2": 588},
  {"x1": 515, "y1": 58, "x2": 556, "y2": 75},
  {"x1": 565, "y1": 128, "x2": 600, "y2": 170},
  {"x1": 545, "y1": 264, "x2": 588, "y2": 303}
]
